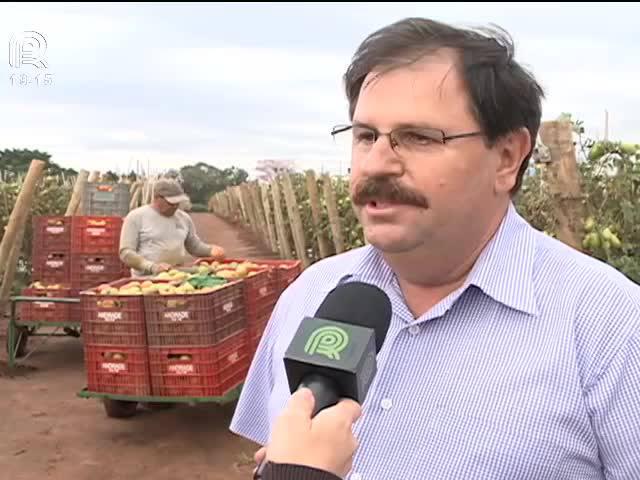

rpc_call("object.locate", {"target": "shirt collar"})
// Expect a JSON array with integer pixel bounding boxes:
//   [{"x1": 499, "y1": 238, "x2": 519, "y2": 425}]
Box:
[
  {"x1": 334, "y1": 202, "x2": 539, "y2": 316},
  {"x1": 462, "y1": 202, "x2": 539, "y2": 316}
]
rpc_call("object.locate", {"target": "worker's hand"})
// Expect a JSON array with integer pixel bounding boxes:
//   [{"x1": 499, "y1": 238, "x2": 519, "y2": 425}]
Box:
[
  {"x1": 209, "y1": 245, "x2": 225, "y2": 260},
  {"x1": 259, "y1": 388, "x2": 362, "y2": 479},
  {"x1": 150, "y1": 263, "x2": 171, "y2": 274}
]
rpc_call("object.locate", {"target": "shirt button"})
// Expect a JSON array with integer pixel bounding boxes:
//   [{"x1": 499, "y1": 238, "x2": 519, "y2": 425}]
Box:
[
  {"x1": 380, "y1": 398, "x2": 393, "y2": 410},
  {"x1": 350, "y1": 473, "x2": 362, "y2": 480},
  {"x1": 408, "y1": 325, "x2": 420, "y2": 336}
]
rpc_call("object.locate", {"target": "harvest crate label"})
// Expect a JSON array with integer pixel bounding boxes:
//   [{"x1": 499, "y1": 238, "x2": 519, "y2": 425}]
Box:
[
  {"x1": 87, "y1": 227, "x2": 107, "y2": 236},
  {"x1": 34, "y1": 301, "x2": 54, "y2": 308},
  {"x1": 164, "y1": 311, "x2": 189, "y2": 322},
  {"x1": 101, "y1": 362, "x2": 126, "y2": 373},
  {"x1": 98, "y1": 311, "x2": 122, "y2": 322},
  {"x1": 86, "y1": 265, "x2": 105, "y2": 273},
  {"x1": 46, "y1": 260, "x2": 64, "y2": 268},
  {"x1": 168, "y1": 364, "x2": 194, "y2": 374},
  {"x1": 46, "y1": 226, "x2": 65, "y2": 234},
  {"x1": 223, "y1": 302, "x2": 234, "y2": 313}
]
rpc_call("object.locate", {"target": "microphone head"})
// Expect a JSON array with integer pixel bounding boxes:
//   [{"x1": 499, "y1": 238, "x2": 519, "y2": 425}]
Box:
[{"x1": 314, "y1": 281, "x2": 392, "y2": 353}]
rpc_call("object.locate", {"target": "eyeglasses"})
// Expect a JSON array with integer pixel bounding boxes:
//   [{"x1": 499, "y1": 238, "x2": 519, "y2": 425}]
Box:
[{"x1": 331, "y1": 123, "x2": 483, "y2": 156}]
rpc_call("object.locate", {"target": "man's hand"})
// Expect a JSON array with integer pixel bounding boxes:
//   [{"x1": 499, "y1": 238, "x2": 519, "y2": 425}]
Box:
[
  {"x1": 209, "y1": 245, "x2": 225, "y2": 260},
  {"x1": 150, "y1": 262, "x2": 171, "y2": 274},
  {"x1": 258, "y1": 388, "x2": 362, "y2": 479}
]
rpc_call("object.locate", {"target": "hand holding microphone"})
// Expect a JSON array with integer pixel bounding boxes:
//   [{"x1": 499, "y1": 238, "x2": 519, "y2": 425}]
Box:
[
  {"x1": 255, "y1": 388, "x2": 362, "y2": 479},
  {"x1": 254, "y1": 281, "x2": 392, "y2": 479}
]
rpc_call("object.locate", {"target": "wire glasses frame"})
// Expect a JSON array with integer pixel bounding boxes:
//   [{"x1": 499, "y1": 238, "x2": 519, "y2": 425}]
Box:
[{"x1": 330, "y1": 123, "x2": 484, "y2": 151}]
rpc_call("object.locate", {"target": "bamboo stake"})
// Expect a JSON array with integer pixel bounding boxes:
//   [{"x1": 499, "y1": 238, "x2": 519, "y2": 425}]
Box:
[{"x1": 65, "y1": 169, "x2": 89, "y2": 216}]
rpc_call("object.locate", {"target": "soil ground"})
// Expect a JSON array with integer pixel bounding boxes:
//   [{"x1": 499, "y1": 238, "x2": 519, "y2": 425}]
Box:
[{"x1": 0, "y1": 213, "x2": 278, "y2": 480}]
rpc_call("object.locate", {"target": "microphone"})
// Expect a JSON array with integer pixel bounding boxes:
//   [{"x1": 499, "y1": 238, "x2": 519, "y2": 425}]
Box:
[
  {"x1": 283, "y1": 281, "x2": 392, "y2": 415},
  {"x1": 253, "y1": 281, "x2": 392, "y2": 479}
]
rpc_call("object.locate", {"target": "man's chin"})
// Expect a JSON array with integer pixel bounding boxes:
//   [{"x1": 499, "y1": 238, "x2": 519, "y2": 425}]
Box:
[{"x1": 363, "y1": 225, "x2": 422, "y2": 254}]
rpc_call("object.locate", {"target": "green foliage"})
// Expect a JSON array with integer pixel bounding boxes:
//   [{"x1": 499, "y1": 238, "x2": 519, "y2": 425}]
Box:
[
  {"x1": 180, "y1": 162, "x2": 249, "y2": 206},
  {"x1": 0, "y1": 148, "x2": 77, "y2": 180},
  {"x1": 103, "y1": 170, "x2": 120, "y2": 182},
  {"x1": 190, "y1": 203, "x2": 209, "y2": 213},
  {"x1": 514, "y1": 126, "x2": 640, "y2": 283}
]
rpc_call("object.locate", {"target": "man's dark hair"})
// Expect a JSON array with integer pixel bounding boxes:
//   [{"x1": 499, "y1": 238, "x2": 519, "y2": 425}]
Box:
[{"x1": 343, "y1": 17, "x2": 545, "y2": 194}]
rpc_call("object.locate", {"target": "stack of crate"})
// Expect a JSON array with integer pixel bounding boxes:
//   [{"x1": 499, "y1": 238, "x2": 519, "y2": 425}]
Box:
[
  {"x1": 70, "y1": 216, "x2": 129, "y2": 291},
  {"x1": 81, "y1": 278, "x2": 151, "y2": 396},
  {"x1": 80, "y1": 275, "x2": 251, "y2": 398},
  {"x1": 23, "y1": 216, "x2": 77, "y2": 323},
  {"x1": 145, "y1": 277, "x2": 250, "y2": 397},
  {"x1": 82, "y1": 183, "x2": 131, "y2": 217},
  {"x1": 79, "y1": 258, "x2": 302, "y2": 399},
  {"x1": 23, "y1": 215, "x2": 129, "y2": 325}
]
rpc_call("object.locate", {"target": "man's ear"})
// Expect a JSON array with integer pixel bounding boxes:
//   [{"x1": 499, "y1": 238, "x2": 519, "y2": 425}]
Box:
[{"x1": 494, "y1": 127, "x2": 532, "y2": 194}]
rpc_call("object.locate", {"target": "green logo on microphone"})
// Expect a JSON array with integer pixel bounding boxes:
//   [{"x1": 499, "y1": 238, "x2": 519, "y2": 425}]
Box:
[{"x1": 304, "y1": 325, "x2": 350, "y2": 360}]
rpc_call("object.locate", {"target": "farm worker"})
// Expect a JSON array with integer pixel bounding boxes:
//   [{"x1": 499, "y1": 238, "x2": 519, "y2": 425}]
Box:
[
  {"x1": 119, "y1": 178, "x2": 225, "y2": 276},
  {"x1": 230, "y1": 16, "x2": 640, "y2": 480},
  {"x1": 254, "y1": 388, "x2": 361, "y2": 480}
]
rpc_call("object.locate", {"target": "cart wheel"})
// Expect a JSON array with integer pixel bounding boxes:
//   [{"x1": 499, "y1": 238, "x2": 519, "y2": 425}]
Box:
[
  {"x1": 103, "y1": 399, "x2": 138, "y2": 418},
  {"x1": 144, "y1": 402, "x2": 176, "y2": 410},
  {"x1": 6, "y1": 326, "x2": 29, "y2": 358},
  {"x1": 63, "y1": 327, "x2": 81, "y2": 338}
]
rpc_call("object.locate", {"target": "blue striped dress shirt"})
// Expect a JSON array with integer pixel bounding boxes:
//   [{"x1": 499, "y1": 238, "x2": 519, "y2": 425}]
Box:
[{"x1": 230, "y1": 202, "x2": 640, "y2": 479}]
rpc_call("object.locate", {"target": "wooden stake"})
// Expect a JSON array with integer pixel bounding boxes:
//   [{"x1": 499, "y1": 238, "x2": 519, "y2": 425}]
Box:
[
  {"x1": 305, "y1": 170, "x2": 330, "y2": 258},
  {"x1": 0, "y1": 159, "x2": 46, "y2": 316},
  {"x1": 65, "y1": 169, "x2": 89, "y2": 216},
  {"x1": 260, "y1": 183, "x2": 278, "y2": 253},
  {"x1": 249, "y1": 182, "x2": 269, "y2": 241},
  {"x1": 270, "y1": 178, "x2": 292, "y2": 258},
  {"x1": 539, "y1": 120, "x2": 586, "y2": 251},
  {"x1": 282, "y1": 172, "x2": 310, "y2": 268},
  {"x1": 88, "y1": 171, "x2": 101, "y2": 183},
  {"x1": 322, "y1": 173, "x2": 345, "y2": 254}
]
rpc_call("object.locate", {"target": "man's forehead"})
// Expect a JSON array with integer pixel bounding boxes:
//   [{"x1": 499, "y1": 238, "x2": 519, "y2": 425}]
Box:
[{"x1": 354, "y1": 56, "x2": 468, "y2": 127}]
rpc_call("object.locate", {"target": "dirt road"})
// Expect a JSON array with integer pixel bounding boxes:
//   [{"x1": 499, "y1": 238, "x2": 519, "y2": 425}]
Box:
[{"x1": 0, "y1": 213, "x2": 278, "y2": 480}]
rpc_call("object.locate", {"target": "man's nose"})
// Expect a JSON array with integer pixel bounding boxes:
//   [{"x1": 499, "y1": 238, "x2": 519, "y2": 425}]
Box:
[{"x1": 358, "y1": 136, "x2": 404, "y2": 178}]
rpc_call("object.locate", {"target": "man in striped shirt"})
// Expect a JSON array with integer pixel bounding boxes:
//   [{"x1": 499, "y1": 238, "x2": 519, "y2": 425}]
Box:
[{"x1": 231, "y1": 17, "x2": 640, "y2": 479}]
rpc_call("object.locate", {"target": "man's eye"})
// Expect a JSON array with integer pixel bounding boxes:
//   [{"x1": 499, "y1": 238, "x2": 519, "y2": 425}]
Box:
[
  {"x1": 354, "y1": 131, "x2": 376, "y2": 143},
  {"x1": 401, "y1": 131, "x2": 436, "y2": 144}
]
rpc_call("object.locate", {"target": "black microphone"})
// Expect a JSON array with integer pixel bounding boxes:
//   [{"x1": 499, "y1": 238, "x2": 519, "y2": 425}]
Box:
[
  {"x1": 283, "y1": 281, "x2": 392, "y2": 415},
  {"x1": 254, "y1": 281, "x2": 392, "y2": 479}
]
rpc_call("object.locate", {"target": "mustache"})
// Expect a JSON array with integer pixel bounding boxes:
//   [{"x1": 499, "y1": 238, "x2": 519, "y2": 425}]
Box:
[{"x1": 352, "y1": 176, "x2": 429, "y2": 208}]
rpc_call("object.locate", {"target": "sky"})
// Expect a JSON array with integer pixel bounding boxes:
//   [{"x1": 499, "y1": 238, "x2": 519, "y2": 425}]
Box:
[{"x1": 1, "y1": 2, "x2": 638, "y2": 178}]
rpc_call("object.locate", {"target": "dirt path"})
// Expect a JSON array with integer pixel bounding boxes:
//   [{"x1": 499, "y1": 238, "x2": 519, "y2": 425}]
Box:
[{"x1": 0, "y1": 213, "x2": 277, "y2": 480}]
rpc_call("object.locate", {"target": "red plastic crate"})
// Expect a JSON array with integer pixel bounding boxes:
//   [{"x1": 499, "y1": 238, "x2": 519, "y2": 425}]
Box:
[
  {"x1": 191, "y1": 259, "x2": 278, "y2": 326},
  {"x1": 144, "y1": 280, "x2": 246, "y2": 347},
  {"x1": 247, "y1": 318, "x2": 269, "y2": 355},
  {"x1": 148, "y1": 330, "x2": 249, "y2": 397},
  {"x1": 32, "y1": 251, "x2": 71, "y2": 285},
  {"x1": 32, "y1": 215, "x2": 72, "y2": 252},
  {"x1": 80, "y1": 279, "x2": 146, "y2": 347},
  {"x1": 19, "y1": 285, "x2": 75, "y2": 323},
  {"x1": 71, "y1": 254, "x2": 126, "y2": 291},
  {"x1": 262, "y1": 259, "x2": 302, "y2": 294},
  {"x1": 71, "y1": 216, "x2": 123, "y2": 255},
  {"x1": 84, "y1": 345, "x2": 151, "y2": 396}
]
